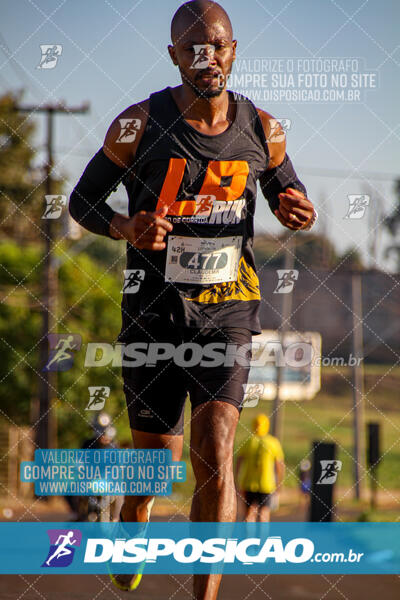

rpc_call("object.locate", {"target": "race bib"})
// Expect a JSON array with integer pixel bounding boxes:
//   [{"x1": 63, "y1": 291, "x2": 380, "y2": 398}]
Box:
[{"x1": 165, "y1": 236, "x2": 242, "y2": 285}]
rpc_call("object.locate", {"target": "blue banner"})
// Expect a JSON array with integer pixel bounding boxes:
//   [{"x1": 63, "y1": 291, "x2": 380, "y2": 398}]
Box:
[
  {"x1": 20, "y1": 449, "x2": 186, "y2": 496},
  {"x1": 0, "y1": 522, "x2": 399, "y2": 574}
]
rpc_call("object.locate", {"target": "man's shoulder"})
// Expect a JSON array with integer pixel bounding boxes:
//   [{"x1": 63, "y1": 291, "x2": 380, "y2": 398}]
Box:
[
  {"x1": 122, "y1": 87, "x2": 171, "y2": 118},
  {"x1": 113, "y1": 98, "x2": 151, "y2": 126},
  {"x1": 266, "y1": 433, "x2": 280, "y2": 443},
  {"x1": 266, "y1": 434, "x2": 284, "y2": 455},
  {"x1": 254, "y1": 108, "x2": 286, "y2": 168},
  {"x1": 104, "y1": 87, "x2": 172, "y2": 162},
  {"x1": 103, "y1": 98, "x2": 151, "y2": 168},
  {"x1": 254, "y1": 108, "x2": 279, "y2": 142}
]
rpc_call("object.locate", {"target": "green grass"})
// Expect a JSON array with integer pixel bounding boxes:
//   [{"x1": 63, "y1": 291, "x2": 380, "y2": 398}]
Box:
[
  {"x1": 352, "y1": 508, "x2": 400, "y2": 522},
  {"x1": 237, "y1": 393, "x2": 400, "y2": 491},
  {"x1": 170, "y1": 366, "x2": 400, "y2": 506}
]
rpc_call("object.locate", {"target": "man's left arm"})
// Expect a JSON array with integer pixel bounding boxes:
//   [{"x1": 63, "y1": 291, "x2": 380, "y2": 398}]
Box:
[
  {"x1": 275, "y1": 459, "x2": 285, "y2": 491},
  {"x1": 272, "y1": 438, "x2": 285, "y2": 491},
  {"x1": 256, "y1": 109, "x2": 317, "y2": 231}
]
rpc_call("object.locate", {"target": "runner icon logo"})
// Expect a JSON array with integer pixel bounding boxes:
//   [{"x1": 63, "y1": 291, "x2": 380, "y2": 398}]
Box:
[
  {"x1": 273, "y1": 270, "x2": 299, "y2": 294},
  {"x1": 267, "y1": 119, "x2": 287, "y2": 144},
  {"x1": 37, "y1": 45, "x2": 62, "y2": 69},
  {"x1": 43, "y1": 334, "x2": 82, "y2": 372},
  {"x1": 344, "y1": 195, "x2": 370, "y2": 219},
  {"x1": 317, "y1": 460, "x2": 342, "y2": 484},
  {"x1": 116, "y1": 118, "x2": 142, "y2": 143},
  {"x1": 42, "y1": 195, "x2": 66, "y2": 219},
  {"x1": 122, "y1": 269, "x2": 145, "y2": 294},
  {"x1": 42, "y1": 529, "x2": 81, "y2": 567},
  {"x1": 190, "y1": 44, "x2": 215, "y2": 69},
  {"x1": 86, "y1": 386, "x2": 110, "y2": 411},
  {"x1": 242, "y1": 383, "x2": 264, "y2": 407}
]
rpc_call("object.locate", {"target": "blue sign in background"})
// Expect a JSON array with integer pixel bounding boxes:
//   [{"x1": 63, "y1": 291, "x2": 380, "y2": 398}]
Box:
[
  {"x1": 0, "y1": 522, "x2": 399, "y2": 575},
  {"x1": 20, "y1": 449, "x2": 186, "y2": 496}
]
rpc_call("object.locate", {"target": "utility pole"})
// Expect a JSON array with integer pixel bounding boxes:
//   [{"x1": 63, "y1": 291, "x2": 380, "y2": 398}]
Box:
[
  {"x1": 351, "y1": 272, "x2": 366, "y2": 500},
  {"x1": 16, "y1": 102, "x2": 89, "y2": 450},
  {"x1": 271, "y1": 234, "x2": 295, "y2": 439}
]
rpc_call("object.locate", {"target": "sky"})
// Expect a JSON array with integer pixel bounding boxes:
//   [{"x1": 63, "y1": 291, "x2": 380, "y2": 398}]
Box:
[{"x1": 1, "y1": 0, "x2": 399, "y2": 270}]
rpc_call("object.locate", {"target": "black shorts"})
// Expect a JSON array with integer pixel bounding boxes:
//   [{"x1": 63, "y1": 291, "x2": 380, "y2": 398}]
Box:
[
  {"x1": 122, "y1": 316, "x2": 252, "y2": 435},
  {"x1": 244, "y1": 491, "x2": 272, "y2": 508}
]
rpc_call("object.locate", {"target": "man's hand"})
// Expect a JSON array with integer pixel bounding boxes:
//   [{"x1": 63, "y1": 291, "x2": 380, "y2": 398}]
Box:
[
  {"x1": 274, "y1": 187, "x2": 314, "y2": 230},
  {"x1": 109, "y1": 206, "x2": 173, "y2": 250}
]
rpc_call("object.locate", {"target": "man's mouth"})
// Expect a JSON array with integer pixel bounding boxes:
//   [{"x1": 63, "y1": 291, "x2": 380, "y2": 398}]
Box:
[{"x1": 196, "y1": 70, "x2": 221, "y2": 82}]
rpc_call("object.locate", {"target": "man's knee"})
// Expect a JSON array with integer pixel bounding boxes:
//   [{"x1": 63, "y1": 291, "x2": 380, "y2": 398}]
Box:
[
  {"x1": 190, "y1": 437, "x2": 234, "y2": 483},
  {"x1": 190, "y1": 401, "x2": 238, "y2": 484}
]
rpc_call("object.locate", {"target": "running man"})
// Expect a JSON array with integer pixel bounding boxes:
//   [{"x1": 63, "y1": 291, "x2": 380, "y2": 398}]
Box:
[
  {"x1": 45, "y1": 531, "x2": 76, "y2": 566},
  {"x1": 69, "y1": 1, "x2": 317, "y2": 597},
  {"x1": 318, "y1": 460, "x2": 342, "y2": 483},
  {"x1": 86, "y1": 387, "x2": 108, "y2": 410},
  {"x1": 275, "y1": 269, "x2": 298, "y2": 293},
  {"x1": 38, "y1": 45, "x2": 60, "y2": 69},
  {"x1": 236, "y1": 414, "x2": 285, "y2": 523},
  {"x1": 122, "y1": 270, "x2": 143, "y2": 293},
  {"x1": 42, "y1": 195, "x2": 64, "y2": 218},
  {"x1": 43, "y1": 335, "x2": 76, "y2": 371}
]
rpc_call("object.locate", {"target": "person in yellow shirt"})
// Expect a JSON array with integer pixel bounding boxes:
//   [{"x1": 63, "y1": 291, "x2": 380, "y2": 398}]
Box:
[{"x1": 236, "y1": 414, "x2": 285, "y2": 522}]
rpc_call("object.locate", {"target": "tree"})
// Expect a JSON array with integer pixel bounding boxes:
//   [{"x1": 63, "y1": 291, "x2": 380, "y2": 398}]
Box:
[
  {"x1": 0, "y1": 241, "x2": 129, "y2": 447},
  {"x1": 384, "y1": 179, "x2": 400, "y2": 272},
  {"x1": 0, "y1": 91, "x2": 63, "y2": 242},
  {"x1": 0, "y1": 91, "x2": 40, "y2": 240},
  {"x1": 253, "y1": 232, "x2": 343, "y2": 270},
  {"x1": 336, "y1": 247, "x2": 364, "y2": 271}
]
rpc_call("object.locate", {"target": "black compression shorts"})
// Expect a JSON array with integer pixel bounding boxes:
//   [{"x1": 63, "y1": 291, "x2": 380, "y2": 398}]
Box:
[
  {"x1": 122, "y1": 316, "x2": 252, "y2": 435},
  {"x1": 244, "y1": 491, "x2": 272, "y2": 508}
]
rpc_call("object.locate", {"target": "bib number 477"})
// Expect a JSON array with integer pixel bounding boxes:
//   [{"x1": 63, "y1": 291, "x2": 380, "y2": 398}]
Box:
[{"x1": 185, "y1": 252, "x2": 226, "y2": 270}]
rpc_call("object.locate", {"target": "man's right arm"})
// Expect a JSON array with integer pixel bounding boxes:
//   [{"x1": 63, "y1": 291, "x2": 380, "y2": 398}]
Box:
[
  {"x1": 69, "y1": 99, "x2": 173, "y2": 249},
  {"x1": 68, "y1": 101, "x2": 147, "y2": 239}
]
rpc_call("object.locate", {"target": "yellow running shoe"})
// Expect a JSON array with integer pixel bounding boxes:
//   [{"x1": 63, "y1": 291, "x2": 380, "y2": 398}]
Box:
[
  {"x1": 108, "y1": 513, "x2": 149, "y2": 592},
  {"x1": 108, "y1": 571, "x2": 143, "y2": 591}
]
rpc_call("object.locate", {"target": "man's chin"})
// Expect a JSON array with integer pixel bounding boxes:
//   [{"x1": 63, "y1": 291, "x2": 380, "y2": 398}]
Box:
[
  {"x1": 192, "y1": 83, "x2": 224, "y2": 98},
  {"x1": 180, "y1": 70, "x2": 226, "y2": 98},
  {"x1": 199, "y1": 88, "x2": 224, "y2": 98}
]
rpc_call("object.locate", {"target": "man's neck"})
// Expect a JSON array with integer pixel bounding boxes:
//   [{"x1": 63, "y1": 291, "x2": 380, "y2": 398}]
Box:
[{"x1": 172, "y1": 84, "x2": 230, "y2": 128}]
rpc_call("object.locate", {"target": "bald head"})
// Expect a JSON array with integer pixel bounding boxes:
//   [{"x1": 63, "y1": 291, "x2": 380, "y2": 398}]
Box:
[
  {"x1": 171, "y1": 0, "x2": 233, "y2": 44},
  {"x1": 168, "y1": 0, "x2": 236, "y2": 98}
]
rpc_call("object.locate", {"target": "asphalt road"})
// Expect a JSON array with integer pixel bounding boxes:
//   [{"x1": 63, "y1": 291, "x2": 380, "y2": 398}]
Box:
[{"x1": 2, "y1": 572, "x2": 400, "y2": 600}]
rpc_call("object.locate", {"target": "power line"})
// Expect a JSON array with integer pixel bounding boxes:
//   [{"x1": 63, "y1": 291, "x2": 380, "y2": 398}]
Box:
[{"x1": 0, "y1": 31, "x2": 42, "y2": 100}]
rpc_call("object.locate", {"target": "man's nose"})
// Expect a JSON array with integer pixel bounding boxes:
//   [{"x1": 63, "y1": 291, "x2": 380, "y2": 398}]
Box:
[{"x1": 203, "y1": 44, "x2": 216, "y2": 63}]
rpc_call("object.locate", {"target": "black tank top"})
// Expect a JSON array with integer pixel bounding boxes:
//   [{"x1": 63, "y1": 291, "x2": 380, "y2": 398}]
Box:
[{"x1": 119, "y1": 87, "x2": 269, "y2": 340}]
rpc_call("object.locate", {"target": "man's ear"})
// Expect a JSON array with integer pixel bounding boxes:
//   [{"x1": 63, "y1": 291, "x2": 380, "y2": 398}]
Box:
[
  {"x1": 168, "y1": 44, "x2": 179, "y2": 66},
  {"x1": 232, "y1": 39, "x2": 237, "y2": 62}
]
